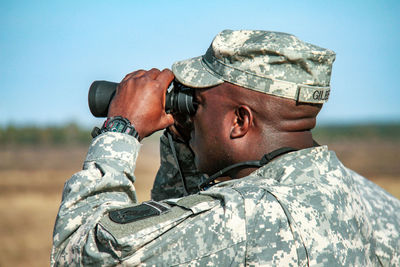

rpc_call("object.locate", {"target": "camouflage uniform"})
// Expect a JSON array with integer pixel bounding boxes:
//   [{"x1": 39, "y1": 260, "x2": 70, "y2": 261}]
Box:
[
  {"x1": 51, "y1": 30, "x2": 400, "y2": 266},
  {"x1": 51, "y1": 132, "x2": 400, "y2": 266}
]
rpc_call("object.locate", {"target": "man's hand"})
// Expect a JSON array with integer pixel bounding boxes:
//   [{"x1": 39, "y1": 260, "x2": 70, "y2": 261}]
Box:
[{"x1": 108, "y1": 68, "x2": 175, "y2": 139}]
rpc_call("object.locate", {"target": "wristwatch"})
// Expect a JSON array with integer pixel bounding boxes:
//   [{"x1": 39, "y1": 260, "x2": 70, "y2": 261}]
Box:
[{"x1": 91, "y1": 116, "x2": 140, "y2": 140}]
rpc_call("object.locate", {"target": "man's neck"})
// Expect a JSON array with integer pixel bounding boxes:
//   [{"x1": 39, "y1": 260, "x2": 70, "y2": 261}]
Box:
[{"x1": 227, "y1": 131, "x2": 315, "y2": 180}]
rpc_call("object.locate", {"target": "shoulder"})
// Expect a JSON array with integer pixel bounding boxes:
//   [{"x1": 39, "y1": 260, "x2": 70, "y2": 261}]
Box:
[
  {"x1": 221, "y1": 184, "x2": 303, "y2": 265},
  {"x1": 96, "y1": 193, "x2": 248, "y2": 265},
  {"x1": 99, "y1": 194, "x2": 219, "y2": 239}
]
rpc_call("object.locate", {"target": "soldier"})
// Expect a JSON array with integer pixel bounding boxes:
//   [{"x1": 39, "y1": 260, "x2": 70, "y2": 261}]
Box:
[{"x1": 51, "y1": 30, "x2": 400, "y2": 266}]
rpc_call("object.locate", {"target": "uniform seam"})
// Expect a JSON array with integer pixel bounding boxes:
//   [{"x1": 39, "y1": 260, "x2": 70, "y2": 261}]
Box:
[
  {"x1": 230, "y1": 187, "x2": 257, "y2": 266},
  {"x1": 264, "y1": 189, "x2": 310, "y2": 266},
  {"x1": 232, "y1": 186, "x2": 309, "y2": 266},
  {"x1": 169, "y1": 240, "x2": 247, "y2": 266}
]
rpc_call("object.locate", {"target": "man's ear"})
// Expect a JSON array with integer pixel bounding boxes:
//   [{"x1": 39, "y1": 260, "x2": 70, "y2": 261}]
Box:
[{"x1": 230, "y1": 105, "x2": 253, "y2": 139}]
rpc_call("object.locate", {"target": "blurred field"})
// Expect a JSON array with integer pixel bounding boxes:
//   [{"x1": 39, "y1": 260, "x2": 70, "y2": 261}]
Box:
[{"x1": 1, "y1": 127, "x2": 400, "y2": 266}]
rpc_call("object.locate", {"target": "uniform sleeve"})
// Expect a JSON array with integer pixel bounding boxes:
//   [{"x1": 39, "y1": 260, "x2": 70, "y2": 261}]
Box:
[
  {"x1": 51, "y1": 132, "x2": 247, "y2": 266},
  {"x1": 51, "y1": 132, "x2": 141, "y2": 266},
  {"x1": 151, "y1": 131, "x2": 204, "y2": 201}
]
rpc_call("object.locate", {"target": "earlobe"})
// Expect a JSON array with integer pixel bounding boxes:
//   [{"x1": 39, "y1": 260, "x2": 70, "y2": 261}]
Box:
[{"x1": 230, "y1": 106, "x2": 252, "y2": 139}]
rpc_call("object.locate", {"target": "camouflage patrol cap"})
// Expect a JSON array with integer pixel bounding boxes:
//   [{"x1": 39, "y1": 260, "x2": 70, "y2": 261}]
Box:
[{"x1": 172, "y1": 29, "x2": 336, "y2": 103}]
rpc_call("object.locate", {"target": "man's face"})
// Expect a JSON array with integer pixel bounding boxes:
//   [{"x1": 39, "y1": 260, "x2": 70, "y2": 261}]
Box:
[{"x1": 187, "y1": 84, "x2": 234, "y2": 175}]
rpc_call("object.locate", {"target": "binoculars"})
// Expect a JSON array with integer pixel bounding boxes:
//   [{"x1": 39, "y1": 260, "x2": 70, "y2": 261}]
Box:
[{"x1": 88, "y1": 80, "x2": 198, "y2": 117}]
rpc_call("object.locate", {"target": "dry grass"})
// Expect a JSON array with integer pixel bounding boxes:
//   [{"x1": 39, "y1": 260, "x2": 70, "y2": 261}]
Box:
[
  {"x1": 0, "y1": 138, "x2": 160, "y2": 267},
  {"x1": 0, "y1": 138, "x2": 399, "y2": 266}
]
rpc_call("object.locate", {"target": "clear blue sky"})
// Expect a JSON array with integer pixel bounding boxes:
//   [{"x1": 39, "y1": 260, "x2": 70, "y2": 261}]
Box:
[{"x1": 1, "y1": 0, "x2": 399, "y2": 127}]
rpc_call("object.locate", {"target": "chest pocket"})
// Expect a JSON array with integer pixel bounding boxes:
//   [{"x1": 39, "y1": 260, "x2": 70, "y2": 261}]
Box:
[{"x1": 96, "y1": 194, "x2": 219, "y2": 259}]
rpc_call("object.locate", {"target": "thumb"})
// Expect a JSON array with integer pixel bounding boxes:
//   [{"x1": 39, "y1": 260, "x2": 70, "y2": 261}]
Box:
[{"x1": 160, "y1": 114, "x2": 175, "y2": 129}]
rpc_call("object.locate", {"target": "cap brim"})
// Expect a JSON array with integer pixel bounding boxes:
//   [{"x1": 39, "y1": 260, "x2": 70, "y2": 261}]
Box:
[{"x1": 172, "y1": 56, "x2": 224, "y2": 88}]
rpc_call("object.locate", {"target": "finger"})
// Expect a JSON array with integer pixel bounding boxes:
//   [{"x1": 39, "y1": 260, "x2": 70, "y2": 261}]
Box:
[
  {"x1": 168, "y1": 124, "x2": 181, "y2": 137},
  {"x1": 131, "y1": 70, "x2": 147, "y2": 78},
  {"x1": 161, "y1": 114, "x2": 175, "y2": 129},
  {"x1": 144, "y1": 68, "x2": 161, "y2": 80},
  {"x1": 156, "y1": 69, "x2": 175, "y2": 91},
  {"x1": 121, "y1": 70, "x2": 146, "y2": 82},
  {"x1": 168, "y1": 124, "x2": 185, "y2": 141},
  {"x1": 157, "y1": 69, "x2": 175, "y2": 106}
]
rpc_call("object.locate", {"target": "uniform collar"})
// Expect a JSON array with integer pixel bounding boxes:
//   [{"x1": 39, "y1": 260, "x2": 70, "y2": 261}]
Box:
[{"x1": 251, "y1": 145, "x2": 331, "y2": 184}]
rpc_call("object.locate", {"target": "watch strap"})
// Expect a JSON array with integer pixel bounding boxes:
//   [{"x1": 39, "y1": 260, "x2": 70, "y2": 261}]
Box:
[{"x1": 91, "y1": 116, "x2": 140, "y2": 140}]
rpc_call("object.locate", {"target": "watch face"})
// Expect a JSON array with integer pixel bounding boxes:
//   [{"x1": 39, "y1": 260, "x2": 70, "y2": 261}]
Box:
[
  {"x1": 100, "y1": 116, "x2": 139, "y2": 140},
  {"x1": 108, "y1": 119, "x2": 126, "y2": 132}
]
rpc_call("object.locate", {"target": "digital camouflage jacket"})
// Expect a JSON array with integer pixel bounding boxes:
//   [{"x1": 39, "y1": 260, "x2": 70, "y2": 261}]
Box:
[{"x1": 51, "y1": 132, "x2": 400, "y2": 266}]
